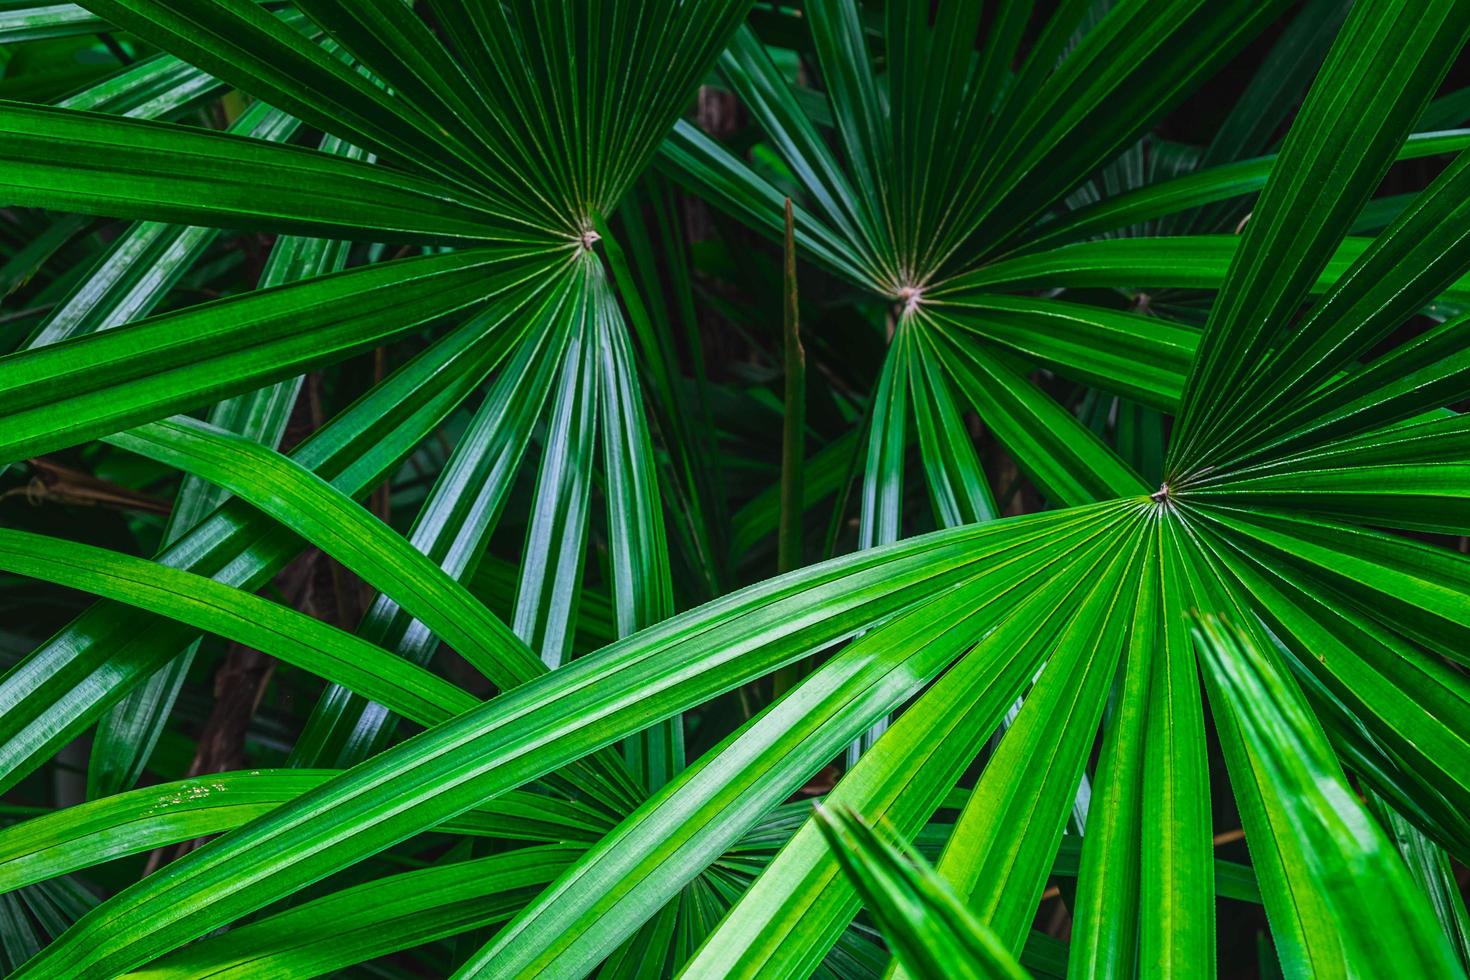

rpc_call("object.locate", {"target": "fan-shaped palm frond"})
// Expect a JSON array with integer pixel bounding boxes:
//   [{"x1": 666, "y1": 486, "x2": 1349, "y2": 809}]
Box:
[{"x1": 0, "y1": 2, "x2": 1468, "y2": 978}]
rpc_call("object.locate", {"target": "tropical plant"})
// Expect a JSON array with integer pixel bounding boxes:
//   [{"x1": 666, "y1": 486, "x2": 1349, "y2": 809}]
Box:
[{"x1": 1, "y1": 1, "x2": 1469, "y2": 978}]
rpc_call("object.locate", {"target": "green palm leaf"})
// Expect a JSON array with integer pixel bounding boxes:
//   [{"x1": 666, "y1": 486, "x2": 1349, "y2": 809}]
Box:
[
  {"x1": 816, "y1": 805, "x2": 1030, "y2": 980},
  {"x1": 4, "y1": 2, "x2": 1470, "y2": 976}
]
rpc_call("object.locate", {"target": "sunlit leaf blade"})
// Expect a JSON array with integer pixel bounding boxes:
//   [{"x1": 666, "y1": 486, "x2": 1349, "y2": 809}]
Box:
[
  {"x1": 1170, "y1": 0, "x2": 1470, "y2": 468},
  {"x1": 1193, "y1": 506, "x2": 1470, "y2": 669},
  {"x1": 455, "y1": 520, "x2": 1110, "y2": 977},
  {"x1": 110, "y1": 413, "x2": 542, "y2": 681},
  {"x1": 1069, "y1": 528, "x2": 1157, "y2": 978},
  {"x1": 1184, "y1": 508, "x2": 1470, "y2": 836},
  {"x1": 56, "y1": 51, "x2": 220, "y2": 118},
  {"x1": 684, "y1": 506, "x2": 1142, "y2": 977},
  {"x1": 1366, "y1": 791, "x2": 1470, "y2": 974},
  {"x1": 1203, "y1": 150, "x2": 1470, "y2": 469},
  {"x1": 908, "y1": 333, "x2": 997, "y2": 528},
  {"x1": 98, "y1": 291, "x2": 644, "y2": 812},
  {"x1": 1138, "y1": 517, "x2": 1215, "y2": 975},
  {"x1": 511, "y1": 269, "x2": 601, "y2": 668},
  {"x1": 87, "y1": 228, "x2": 348, "y2": 797},
  {"x1": 597, "y1": 194, "x2": 728, "y2": 600},
  {"x1": 130, "y1": 847, "x2": 580, "y2": 980},
  {"x1": 7, "y1": 3, "x2": 1470, "y2": 977},
  {"x1": 929, "y1": 326, "x2": 1149, "y2": 506},
  {"x1": 290, "y1": 319, "x2": 572, "y2": 771},
  {"x1": 815, "y1": 806, "x2": 1030, "y2": 980},
  {"x1": 47, "y1": 126, "x2": 364, "y2": 795},
  {"x1": 0, "y1": 528, "x2": 482, "y2": 727},
  {"x1": 591, "y1": 248, "x2": 682, "y2": 788},
  {"x1": 1191, "y1": 610, "x2": 1465, "y2": 978},
  {"x1": 857, "y1": 320, "x2": 911, "y2": 552},
  {"x1": 0, "y1": 771, "x2": 609, "y2": 894},
  {"x1": 0, "y1": 247, "x2": 565, "y2": 464},
  {"x1": 0, "y1": 1, "x2": 105, "y2": 42},
  {"x1": 0, "y1": 290, "x2": 543, "y2": 794},
  {"x1": 930, "y1": 295, "x2": 1195, "y2": 413},
  {"x1": 12, "y1": 514, "x2": 1085, "y2": 976},
  {"x1": 926, "y1": 527, "x2": 1145, "y2": 952},
  {"x1": 0, "y1": 100, "x2": 520, "y2": 243}
]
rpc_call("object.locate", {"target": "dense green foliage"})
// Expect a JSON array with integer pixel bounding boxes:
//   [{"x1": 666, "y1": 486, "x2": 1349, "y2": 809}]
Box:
[{"x1": 2, "y1": 1, "x2": 1470, "y2": 977}]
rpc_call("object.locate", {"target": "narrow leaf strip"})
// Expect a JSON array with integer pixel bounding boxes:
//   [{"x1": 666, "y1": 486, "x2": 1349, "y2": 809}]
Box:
[{"x1": 1192, "y1": 612, "x2": 1464, "y2": 978}]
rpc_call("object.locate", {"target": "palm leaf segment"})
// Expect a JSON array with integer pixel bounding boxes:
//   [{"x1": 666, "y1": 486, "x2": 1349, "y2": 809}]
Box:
[
  {"x1": 662, "y1": 2, "x2": 1239, "y2": 683},
  {"x1": 666, "y1": 0, "x2": 1299, "y2": 779},
  {"x1": 0, "y1": 0, "x2": 748, "y2": 972},
  {"x1": 667, "y1": 0, "x2": 1470, "y2": 546},
  {"x1": 1, "y1": 2, "x2": 1470, "y2": 978},
  {"x1": 671, "y1": 2, "x2": 1470, "y2": 977},
  {"x1": 0, "y1": 0, "x2": 751, "y2": 786}
]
